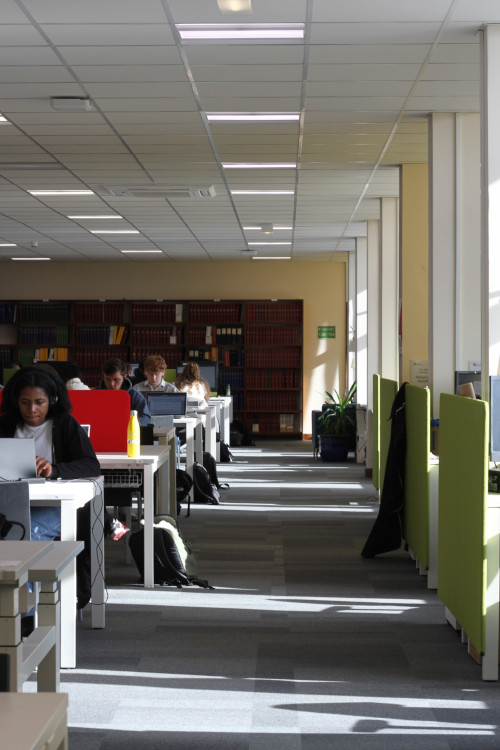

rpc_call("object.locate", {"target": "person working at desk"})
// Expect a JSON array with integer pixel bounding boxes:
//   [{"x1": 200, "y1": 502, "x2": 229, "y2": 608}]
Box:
[
  {"x1": 133, "y1": 355, "x2": 179, "y2": 395},
  {"x1": 97, "y1": 358, "x2": 152, "y2": 426},
  {"x1": 0, "y1": 366, "x2": 102, "y2": 616},
  {"x1": 176, "y1": 362, "x2": 210, "y2": 409}
]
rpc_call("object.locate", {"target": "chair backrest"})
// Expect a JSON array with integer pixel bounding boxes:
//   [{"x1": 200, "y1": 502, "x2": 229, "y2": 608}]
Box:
[{"x1": 0, "y1": 481, "x2": 30, "y2": 540}]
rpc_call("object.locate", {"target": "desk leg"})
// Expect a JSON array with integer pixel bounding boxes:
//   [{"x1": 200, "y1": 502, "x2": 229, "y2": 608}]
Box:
[
  {"x1": 59, "y1": 503, "x2": 76, "y2": 668},
  {"x1": 89, "y1": 486, "x2": 105, "y2": 630},
  {"x1": 143, "y1": 466, "x2": 155, "y2": 588},
  {"x1": 168, "y1": 432, "x2": 177, "y2": 517},
  {"x1": 194, "y1": 421, "x2": 203, "y2": 464},
  {"x1": 37, "y1": 580, "x2": 60, "y2": 692},
  {"x1": 185, "y1": 423, "x2": 195, "y2": 504}
]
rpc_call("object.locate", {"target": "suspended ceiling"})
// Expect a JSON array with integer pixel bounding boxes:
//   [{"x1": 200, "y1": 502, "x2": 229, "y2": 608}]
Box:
[{"x1": 0, "y1": 0, "x2": 495, "y2": 263}]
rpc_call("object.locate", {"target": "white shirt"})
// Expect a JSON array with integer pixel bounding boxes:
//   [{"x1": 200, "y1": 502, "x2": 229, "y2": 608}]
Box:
[{"x1": 15, "y1": 419, "x2": 54, "y2": 463}]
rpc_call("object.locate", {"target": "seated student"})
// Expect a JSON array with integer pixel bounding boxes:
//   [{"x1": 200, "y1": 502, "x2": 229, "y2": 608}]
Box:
[
  {"x1": 65, "y1": 363, "x2": 91, "y2": 391},
  {"x1": 0, "y1": 366, "x2": 102, "y2": 615},
  {"x1": 175, "y1": 362, "x2": 211, "y2": 409},
  {"x1": 133, "y1": 355, "x2": 179, "y2": 395},
  {"x1": 97, "y1": 357, "x2": 152, "y2": 426}
]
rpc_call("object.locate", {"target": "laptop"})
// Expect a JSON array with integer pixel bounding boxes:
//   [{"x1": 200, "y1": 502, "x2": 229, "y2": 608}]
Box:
[
  {"x1": 0, "y1": 438, "x2": 46, "y2": 483},
  {"x1": 146, "y1": 392, "x2": 187, "y2": 431}
]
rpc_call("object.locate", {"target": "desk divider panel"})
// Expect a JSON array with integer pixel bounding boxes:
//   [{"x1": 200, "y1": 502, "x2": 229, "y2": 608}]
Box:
[
  {"x1": 403, "y1": 384, "x2": 430, "y2": 569},
  {"x1": 68, "y1": 390, "x2": 130, "y2": 452},
  {"x1": 438, "y1": 393, "x2": 488, "y2": 655},
  {"x1": 372, "y1": 374, "x2": 380, "y2": 491},
  {"x1": 379, "y1": 378, "x2": 398, "y2": 493}
]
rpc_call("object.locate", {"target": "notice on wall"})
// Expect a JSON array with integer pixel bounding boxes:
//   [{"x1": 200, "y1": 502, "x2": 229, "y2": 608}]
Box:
[
  {"x1": 318, "y1": 325, "x2": 336, "y2": 339},
  {"x1": 410, "y1": 359, "x2": 429, "y2": 387}
]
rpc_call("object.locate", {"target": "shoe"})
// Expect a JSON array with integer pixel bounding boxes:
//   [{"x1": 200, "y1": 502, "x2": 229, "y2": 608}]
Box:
[{"x1": 110, "y1": 519, "x2": 130, "y2": 541}]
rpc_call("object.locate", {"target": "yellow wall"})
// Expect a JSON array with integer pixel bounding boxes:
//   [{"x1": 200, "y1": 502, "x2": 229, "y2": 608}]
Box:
[
  {"x1": 400, "y1": 164, "x2": 429, "y2": 384},
  {"x1": 1, "y1": 259, "x2": 349, "y2": 434}
]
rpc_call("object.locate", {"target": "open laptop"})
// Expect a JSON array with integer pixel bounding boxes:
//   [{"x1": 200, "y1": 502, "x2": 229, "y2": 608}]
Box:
[
  {"x1": 146, "y1": 392, "x2": 187, "y2": 430},
  {"x1": 0, "y1": 438, "x2": 46, "y2": 483}
]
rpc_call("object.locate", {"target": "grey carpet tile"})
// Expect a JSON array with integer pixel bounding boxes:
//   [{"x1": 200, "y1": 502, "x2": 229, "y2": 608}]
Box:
[{"x1": 46, "y1": 440, "x2": 500, "y2": 747}]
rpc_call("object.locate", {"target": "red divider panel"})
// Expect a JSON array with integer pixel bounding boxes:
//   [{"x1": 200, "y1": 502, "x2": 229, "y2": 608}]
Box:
[{"x1": 68, "y1": 390, "x2": 130, "y2": 452}]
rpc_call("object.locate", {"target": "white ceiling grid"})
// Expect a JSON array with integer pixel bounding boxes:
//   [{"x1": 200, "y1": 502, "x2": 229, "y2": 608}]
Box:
[{"x1": 0, "y1": 0, "x2": 496, "y2": 262}]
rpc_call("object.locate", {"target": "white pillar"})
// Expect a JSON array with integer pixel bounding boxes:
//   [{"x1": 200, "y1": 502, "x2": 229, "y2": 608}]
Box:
[
  {"x1": 380, "y1": 197, "x2": 399, "y2": 382},
  {"x1": 481, "y1": 25, "x2": 500, "y2": 395},
  {"x1": 355, "y1": 236, "x2": 368, "y2": 406},
  {"x1": 347, "y1": 251, "x2": 356, "y2": 390},
  {"x1": 367, "y1": 219, "x2": 380, "y2": 410}
]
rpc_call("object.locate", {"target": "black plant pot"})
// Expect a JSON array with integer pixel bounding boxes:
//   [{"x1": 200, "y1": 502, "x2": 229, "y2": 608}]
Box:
[{"x1": 318, "y1": 434, "x2": 350, "y2": 462}]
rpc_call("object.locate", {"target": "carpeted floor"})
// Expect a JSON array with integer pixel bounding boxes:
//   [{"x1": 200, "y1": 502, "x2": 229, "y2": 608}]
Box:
[{"x1": 43, "y1": 441, "x2": 500, "y2": 748}]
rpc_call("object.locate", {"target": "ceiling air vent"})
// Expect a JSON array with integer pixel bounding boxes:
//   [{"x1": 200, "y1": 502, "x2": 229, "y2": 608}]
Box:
[{"x1": 100, "y1": 185, "x2": 216, "y2": 199}]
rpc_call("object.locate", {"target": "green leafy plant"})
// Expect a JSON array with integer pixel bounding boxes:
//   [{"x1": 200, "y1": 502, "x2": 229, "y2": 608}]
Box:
[{"x1": 317, "y1": 382, "x2": 357, "y2": 436}]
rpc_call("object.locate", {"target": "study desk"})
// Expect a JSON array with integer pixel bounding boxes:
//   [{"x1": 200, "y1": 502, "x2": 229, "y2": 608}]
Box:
[
  {"x1": 0, "y1": 692, "x2": 68, "y2": 749},
  {"x1": 173, "y1": 414, "x2": 203, "y2": 489},
  {"x1": 97, "y1": 446, "x2": 169, "y2": 588},
  {"x1": 0, "y1": 540, "x2": 82, "y2": 691},
  {"x1": 29, "y1": 477, "x2": 105, "y2": 669},
  {"x1": 149, "y1": 426, "x2": 177, "y2": 517}
]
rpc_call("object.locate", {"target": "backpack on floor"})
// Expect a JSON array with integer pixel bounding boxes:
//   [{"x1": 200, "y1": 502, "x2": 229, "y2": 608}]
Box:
[
  {"x1": 193, "y1": 461, "x2": 221, "y2": 505},
  {"x1": 219, "y1": 441, "x2": 233, "y2": 463},
  {"x1": 176, "y1": 468, "x2": 193, "y2": 515},
  {"x1": 128, "y1": 515, "x2": 213, "y2": 589},
  {"x1": 203, "y1": 451, "x2": 229, "y2": 490}
]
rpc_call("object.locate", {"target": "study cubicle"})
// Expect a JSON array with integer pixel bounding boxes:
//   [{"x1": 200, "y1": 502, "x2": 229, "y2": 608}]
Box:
[{"x1": 372, "y1": 374, "x2": 398, "y2": 494}]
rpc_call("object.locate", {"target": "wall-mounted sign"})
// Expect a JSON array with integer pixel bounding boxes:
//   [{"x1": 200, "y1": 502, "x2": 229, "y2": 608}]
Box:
[{"x1": 318, "y1": 325, "x2": 336, "y2": 339}]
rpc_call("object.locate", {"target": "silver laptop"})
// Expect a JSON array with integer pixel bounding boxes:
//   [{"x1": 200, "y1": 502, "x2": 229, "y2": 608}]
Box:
[{"x1": 0, "y1": 438, "x2": 46, "y2": 483}]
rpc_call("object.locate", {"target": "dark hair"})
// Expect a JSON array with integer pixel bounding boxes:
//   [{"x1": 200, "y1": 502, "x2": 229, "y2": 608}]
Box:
[
  {"x1": 0, "y1": 366, "x2": 72, "y2": 422},
  {"x1": 102, "y1": 358, "x2": 127, "y2": 376}
]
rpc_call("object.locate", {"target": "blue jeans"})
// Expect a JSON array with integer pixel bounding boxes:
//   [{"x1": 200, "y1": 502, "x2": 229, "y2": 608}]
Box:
[{"x1": 30, "y1": 507, "x2": 61, "y2": 541}]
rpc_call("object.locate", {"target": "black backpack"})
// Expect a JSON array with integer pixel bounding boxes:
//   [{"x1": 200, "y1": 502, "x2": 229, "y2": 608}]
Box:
[
  {"x1": 219, "y1": 441, "x2": 233, "y2": 463},
  {"x1": 176, "y1": 468, "x2": 193, "y2": 515},
  {"x1": 193, "y1": 461, "x2": 221, "y2": 505},
  {"x1": 203, "y1": 451, "x2": 230, "y2": 490}
]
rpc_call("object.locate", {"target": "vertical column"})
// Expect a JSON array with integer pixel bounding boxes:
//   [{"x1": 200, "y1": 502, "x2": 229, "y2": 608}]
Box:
[
  {"x1": 347, "y1": 251, "x2": 356, "y2": 390},
  {"x1": 481, "y1": 25, "x2": 500, "y2": 392},
  {"x1": 380, "y1": 197, "x2": 399, "y2": 382},
  {"x1": 355, "y1": 236, "x2": 368, "y2": 406},
  {"x1": 366, "y1": 219, "x2": 380, "y2": 409}
]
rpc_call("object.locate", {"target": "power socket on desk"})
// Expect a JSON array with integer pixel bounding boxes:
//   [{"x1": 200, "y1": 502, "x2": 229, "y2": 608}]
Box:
[{"x1": 488, "y1": 469, "x2": 500, "y2": 493}]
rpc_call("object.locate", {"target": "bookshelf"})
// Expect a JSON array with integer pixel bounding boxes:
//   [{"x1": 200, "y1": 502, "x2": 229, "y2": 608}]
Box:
[{"x1": 3, "y1": 298, "x2": 303, "y2": 437}]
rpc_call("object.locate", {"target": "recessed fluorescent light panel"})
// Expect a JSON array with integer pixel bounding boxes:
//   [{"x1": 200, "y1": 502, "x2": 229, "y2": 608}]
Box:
[
  {"x1": 231, "y1": 190, "x2": 294, "y2": 195},
  {"x1": 121, "y1": 250, "x2": 162, "y2": 254},
  {"x1": 0, "y1": 243, "x2": 16, "y2": 247},
  {"x1": 207, "y1": 112, "x2": 299, "y2": 122},
  {"x1": 176, "y1": 23, "x2": 304, "y2": 42},
  {"x1": 217, "y1": 0, "x2": 252, "y2": 13},
  {"x1": 90, "y1": 230, "x2": 139, "y2": 235},
  {"x1": 248, "y1": 242, "x2": 291, "y2": 246},
  {"x1": 252, "y1": 256, "x2": 291, "y2": 260},
  {"x1": 0, "y1": 114, "x2": 8, "y2": 123},
  {"x1": 68, "y1": 215, "x2": 123, "y2": 220},
  {"x1": 12, "y1": 257, "x2": 51, "y2": 261},
  {"x1": 51, "y1": 97, "x2": 92, "y2": 112},
  {"x1": 28, "y1": 190, "x2": 94, "y2": 196},
  {"x1": 223, "y1": 163, "x2": 296, "y2": 169},
  {"x1": 244, "y1": 225, "x2": 292, "y2": 230}
]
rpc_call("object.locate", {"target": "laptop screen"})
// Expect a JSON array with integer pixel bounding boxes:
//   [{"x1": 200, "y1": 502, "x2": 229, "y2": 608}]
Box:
[
  {"x1": 0, "y1": 438, "x2": 37, "y2": 481},
  {"x1": 146, "y1": 392, "x2": 187, "y2": 417}
]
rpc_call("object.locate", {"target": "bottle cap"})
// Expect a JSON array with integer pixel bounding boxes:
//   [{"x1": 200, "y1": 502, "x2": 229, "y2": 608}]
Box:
[{"x1": 130, "y1": 410, "x2": 138, "y2": 416}]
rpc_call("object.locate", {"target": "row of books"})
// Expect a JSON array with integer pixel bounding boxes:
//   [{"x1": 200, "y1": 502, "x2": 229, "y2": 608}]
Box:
[
  {"x1": 0, "y1": 303, "x2": 16, "y2": 323},
  {"x1": 0, "y1": 346, "x2": 14, "y2": 363},
  {"x1": 219, "y1": 348, "x2": 244, "y2": 367},
  {"x1": 130, "y1": 347, "x2": 184, "y2": 365},
  {"x1": 246, "y1": 348, "x2": 301, "y2": 368},
  {"x1": 246, "y1": 303, "x2": 302, "y2": 324},
  {"x1": 218, "y1": 370, "x2": 244, "y2": 390},
  {"x1": 279, "y1": 414, "x2": 296, "y2": 432},
  {"x1": 246, "y1": 392, "x2": 299, "y2": 412},
  {"x1": 19, "y1": 325, "x2": 70, "y2": 346},
  {"x1": 188, "y1": 303, "x2": 242, "y2": 324},
  {"x1": 130, "y1": 326, "x2": 181, "y2": 347},
  {"x1": 18, "y1": 302, "x2": 70, "y2": 324},
  {"x1": 230, "y1": 393, "x2": 244, "y2": 411},
  {"x1": 74, "y1": 346, "x2": 128, "y2": 369},
  {"x1": 131, "y1": 303, "x2": 182, "y2": 324},
  {"x1": 246, "y1": 326, "x2": 300, "y2": 345},
  {"x1": 34, "y1": 347, "x2": 68, "y2": 362},
  {"x1": 246, "y1": 370, "x2": 299, "y2": 389},
  {"x1": 189, "y1": 325, "x2": 244, "y2": 346},
  {"x1": 74, "y1": 303, "x2": 124, "y2": 324},
  {"x1": 247, "y1": 414, "x2": 284, "y2": 434},
  {"x1": 77, "y1": 325, "x2": 127, "y2": 345}
]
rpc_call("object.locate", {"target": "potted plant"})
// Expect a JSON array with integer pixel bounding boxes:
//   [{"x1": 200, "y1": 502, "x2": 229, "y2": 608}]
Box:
[{"x1": 317, "y1": 382, "x2": 357, "y2": 461}]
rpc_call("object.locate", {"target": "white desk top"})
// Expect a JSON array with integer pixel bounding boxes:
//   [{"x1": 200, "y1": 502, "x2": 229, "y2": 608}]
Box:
[
  {"x1": 29, "y1": 477, "x2": 102, "y2": 503},
  {"x1": 0, "y1": 540, "x2": 53, "y2": 583},
  {"x1": 28, "y1": 540, "x2": 84, "y2": 580},
  {"x1": 97, "y1": 444, "x2": 169, "y2": 468},
  {"x1": 0, "y1": 692, "x2": 68, "y2": 749}
]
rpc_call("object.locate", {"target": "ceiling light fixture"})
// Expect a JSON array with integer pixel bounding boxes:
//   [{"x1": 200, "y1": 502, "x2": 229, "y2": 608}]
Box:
[
  {"x1": 28, "y1": 190, "x2": 94, "y2": 196},
  {"x1": 231, "y1": 190, "x2": 294, "y2": 195},
  {"x1": 252, "y1": 256, "x2": 291, "y2": 260},
  {"x1": 90, "y1": 230, "x2": 139, "y2": 235},
  {"x1": 12, "y1": 257, "x2": 51, "y2": 261},
  {"x1": 68, "y1": 215, "x2": 123, "y2": 220},
  {"x1": 244, "y1": 225, "x2": 292, "y2": 230},
  {"x1": 176, "y1": 23, "x2": 304, "y2": 41},
  {"x1": 0, "y1": 162, "x2": 63, "y2": 170},
  {"x1": 51, "y1": 97, "x2": 92, "y2": 112},
  {"x1": 248, "y1": 242, "x2": 292, "y2": 246},
  {"x1": 217, "y1": 0, "x2": 252, "y2": 12},
  {"x1": 207, "y1": 112, "x2": 299, "y2": 122},
  {"x1": 223, "y1": 162, "x2": 296, "y2": 169},
  {"x1": 121, "y1": 250, "x2": 162, "y2": 254},
  {"x1": 0, "y1": 243, "x2": 16, "y2": 247}
]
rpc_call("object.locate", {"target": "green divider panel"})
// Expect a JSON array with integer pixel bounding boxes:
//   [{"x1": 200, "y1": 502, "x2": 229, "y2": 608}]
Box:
[
  {"x1": 404, "y1": 384, "x2": 430, "y2": 568},
  {"x1": 380, "y1": 378, "x2": 398, "y2": 491},
  {"x1": 373, "y1": 374, "x2": 380, "y2": 491},
  {"x1": 438, "y1": 393, "x2": 488, "y2": 654}
]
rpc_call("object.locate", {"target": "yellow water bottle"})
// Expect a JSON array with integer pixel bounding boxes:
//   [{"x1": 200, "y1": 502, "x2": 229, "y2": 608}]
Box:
[{"x1": 127, "y1": 410, "x2": 140, "y2": 458}]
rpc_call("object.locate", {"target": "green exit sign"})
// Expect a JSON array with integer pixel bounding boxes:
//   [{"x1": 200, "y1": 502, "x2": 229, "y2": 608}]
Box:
[{"x1": 318, "y1": 325, "x2": 336, "y2": 339}]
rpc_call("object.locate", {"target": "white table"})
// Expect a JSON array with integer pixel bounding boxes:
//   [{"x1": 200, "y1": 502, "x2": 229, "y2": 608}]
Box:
[
  {"x1": 173, "y1": 414, "x2": 203, "y2": 490},
  {"x1": 29, "y1": 478, "x2": 105, "y2": 669},
  {"x1": 97, "y1": 446, "x2": 170, "y2": 589},
  {"x1": 0, "y1": 540, "x2": 82, "y2": 691},
  {"x1": 150, "y1": 426, "x2": 177, "y2": 516},
  {"x1": 0, "y1": 692, "x2": 68, "y2": 749}
]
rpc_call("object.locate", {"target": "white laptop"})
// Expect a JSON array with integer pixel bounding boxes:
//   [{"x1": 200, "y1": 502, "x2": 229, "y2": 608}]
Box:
[{"x1": 0, "y1": 438, "x2": 46, "y2": 483}]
